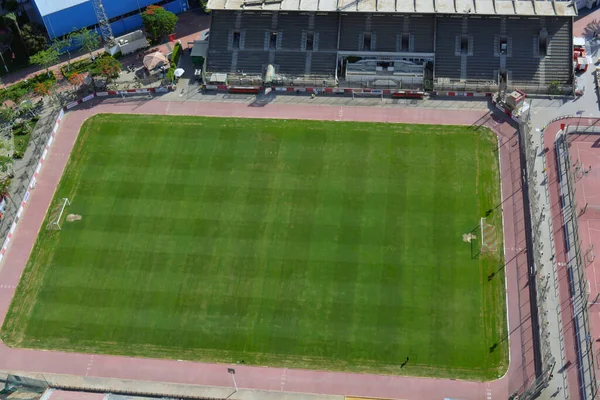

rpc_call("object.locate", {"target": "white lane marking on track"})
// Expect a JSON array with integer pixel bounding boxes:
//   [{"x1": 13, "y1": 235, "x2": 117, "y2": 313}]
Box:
[
  {"x1": 0, "y1": 285, "x2": 15, "y2": 289},
  {"x1": 486, "y1": 384, "x2": 492, "y2": 400},
  {"x1": 280, "y1": 368, "x2": 287, "y2": 391},
  {"x1": 85, "y1": 355, "x2": 94, "y2": 376},
  {"x1": 337, "y1": 107, "x2": 343, "y2": 121}
]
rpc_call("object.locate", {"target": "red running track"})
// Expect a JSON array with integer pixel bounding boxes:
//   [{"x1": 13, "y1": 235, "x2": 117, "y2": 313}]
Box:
[
  {"x1": 0, "y1": 99, "x2": 535, "y2": 400},
  {"x1": 544, "y1": 118, "x2": 600, "y2": 398},
  {"x1": 544, "y1": 119, "x2": 600, "y2": 400}
]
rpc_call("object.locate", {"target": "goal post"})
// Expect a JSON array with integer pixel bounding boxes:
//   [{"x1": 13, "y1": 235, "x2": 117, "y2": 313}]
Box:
[
  {"x1": 480, "y1": 217, "x2": 498, "y2": 254},
  {"x1": 352, "y1": 90, "x2": 384, "y2": 100},
  {"x1": 49, "y1": 197, "x2": 70, "y2": 231}
]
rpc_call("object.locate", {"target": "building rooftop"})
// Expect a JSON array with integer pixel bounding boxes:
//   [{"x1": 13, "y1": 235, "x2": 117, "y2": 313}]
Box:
[
  {"x1": 207, "y1": 0, "x2": 576, "y2": 16},
  {"x1": 33, "y1": 0, "x2": 89, "y2": 17}
]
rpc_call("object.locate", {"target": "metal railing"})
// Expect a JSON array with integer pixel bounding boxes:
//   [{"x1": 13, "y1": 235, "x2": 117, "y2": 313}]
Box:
[
  {"x1": 517, "y1": 107, "x2": 562, "y2": 398},
  {"x1": 556, "y1": 129, "x2": 599, "y2": 400}
]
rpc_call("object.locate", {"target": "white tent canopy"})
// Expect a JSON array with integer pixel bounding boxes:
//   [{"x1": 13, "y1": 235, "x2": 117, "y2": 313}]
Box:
[{"x1": 143, "y1": 52, "x2": 169, "y2": 70}]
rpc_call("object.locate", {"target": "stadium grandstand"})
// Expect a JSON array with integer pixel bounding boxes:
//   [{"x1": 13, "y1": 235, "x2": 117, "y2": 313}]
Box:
[{"x1": 204, "y1": 0, "x2": 577, "y2": 94}]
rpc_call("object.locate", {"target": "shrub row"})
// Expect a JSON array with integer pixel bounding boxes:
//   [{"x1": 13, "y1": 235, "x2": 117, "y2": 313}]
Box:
[
  {"x1": 1, "y1": 72, "x2": 55, "y2": 104},
  {"x1": 165, "y1": 42, "x2": 182, "y2": 83},
  {"x1": 61, "y1": 57, "x2": 93, "y2": 80}
]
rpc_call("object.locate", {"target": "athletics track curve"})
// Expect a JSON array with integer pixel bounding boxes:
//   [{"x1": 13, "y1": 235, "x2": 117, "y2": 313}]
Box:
[{"x1": 0, "y1": 98, "x2": 535, "y2": 400}]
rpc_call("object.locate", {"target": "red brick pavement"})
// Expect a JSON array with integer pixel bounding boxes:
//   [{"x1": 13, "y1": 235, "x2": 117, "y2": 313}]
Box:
[{"x1": 0, "y1": 99, "x2": 534, "y2": 400}]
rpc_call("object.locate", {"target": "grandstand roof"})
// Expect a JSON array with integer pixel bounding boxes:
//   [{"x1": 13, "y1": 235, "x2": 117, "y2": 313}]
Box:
[
  {"x1": 207, "y1": 0, "x2": 576, "y2": 16},
  {"x1": 33, "y1": 0, "x2": 89, "y2": 17}
]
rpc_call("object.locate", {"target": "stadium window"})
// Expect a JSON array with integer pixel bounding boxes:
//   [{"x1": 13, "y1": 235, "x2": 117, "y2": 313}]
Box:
[
  {"x1": 363, "y1": 32, "x2": 372, "y2": 51},
  {"x1": 306, "y1": 31, "x2": 314, "y2": 51},
  {"x1": 401, "y1": 33, "x2": 410, "y2": 52},
  {"x1": 269, "y1": 32, "x2": 278, "y2": 49},
  {"x1": 538, "y1": 33, "x2": 547, "y2": 57},
  {"x1": 499, "y1": 36, "x2": 507, "y2": 54},
  {"x1": 460, "y1": 34, "x2": 469, "y2": 55},
  {"x1": 233, "y1": 31, "x2": 241, "y2": 49}
]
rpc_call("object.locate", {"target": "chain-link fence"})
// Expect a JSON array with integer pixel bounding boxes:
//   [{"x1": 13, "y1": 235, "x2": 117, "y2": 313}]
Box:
[
  {"x1": 0, "y1": 103, "x2": 63, "y2": 253},
  {"x1": 556, "y1": 126, "x2": 600, "y2": 400},
  {"x1": 516, "y1": 107, "x2": 562, "y2": 399}
]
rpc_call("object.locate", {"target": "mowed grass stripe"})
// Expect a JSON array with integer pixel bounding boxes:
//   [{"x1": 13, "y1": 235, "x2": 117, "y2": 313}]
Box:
[{"x1": 1, "y1": 115, "x2": 507, "y2": 379}]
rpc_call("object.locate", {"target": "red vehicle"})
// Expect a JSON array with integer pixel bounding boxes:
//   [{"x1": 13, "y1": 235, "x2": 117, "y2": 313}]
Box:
[{"x1": 574, "y1": 37, "x2": 589, "y2": 72}]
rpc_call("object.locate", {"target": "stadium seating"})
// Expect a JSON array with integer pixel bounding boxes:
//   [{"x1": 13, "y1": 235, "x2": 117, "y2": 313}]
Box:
[
  {"x1": 206, "y1": 10, "x2": 573, "y2": 92},
  {"x1": 278, "y1": 14, "x2": 310, "y2": 50},
  {"x1": 433, "y1": 17, "x2": 463, "y2": 81},
  {"x1": 340, "y1": 14, "x2": 366, "y2": 51},
  {"x1": 466, "y1": 17, "x2": 500, "y2": 82}
]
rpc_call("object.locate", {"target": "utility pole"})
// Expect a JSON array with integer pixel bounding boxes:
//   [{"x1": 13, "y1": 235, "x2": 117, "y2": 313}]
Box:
[{"x1": 228, "y1": 368, "x2": 238, "y2": 392}]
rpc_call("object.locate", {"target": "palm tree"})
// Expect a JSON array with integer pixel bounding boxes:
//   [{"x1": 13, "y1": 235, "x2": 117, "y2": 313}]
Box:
[{"x1": 3, "y1": 13, "x2": 25, "y2": 55}]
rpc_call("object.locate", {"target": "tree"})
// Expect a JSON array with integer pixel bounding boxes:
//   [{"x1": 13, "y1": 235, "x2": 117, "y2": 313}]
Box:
[
  {"x1": 18, "y1": 101, "x2": 35, "y2": 119},
  {"x1": 33, "y1": 80, "x2": 54, "y2": 97},
  {"x1": 0, "y1": 157, "x2": 13, "y2": 179},
  {"x1": 95, "y1": 56, "x2": 121, "y2": 83},
  {"x1": 21, "y1": 23, "x2": 47, "y2": 54},
  {"x1": 53, "y1": 36, "x2": 73, "y2": 71},
  {"x1": 68, "y1": 72, "x2": 84, "y2": 89},
  {"x1": 74, "y1": 28, "x2": 100, "y2": 59},
  {"x1": 29, "y1": 47, "x2": 59, "y2": 77},
  {"x1": 0, "y1": 105, "x2": 15, "y2": 125},
  {"x1": 141, "y1": 5, "x2": 178, "y2": 44},
  {"x1": 3, "y1": 13, "x2": 24, "y2": 55},
  {"x1": 0, "y1": 177, "x2": 11, "y2": 197}
]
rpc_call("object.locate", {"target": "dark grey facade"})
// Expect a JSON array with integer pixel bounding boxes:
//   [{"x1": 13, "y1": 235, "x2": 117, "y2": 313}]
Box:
[{"x1": 206, "y1": 10, "x2": 573, "y2": 90}]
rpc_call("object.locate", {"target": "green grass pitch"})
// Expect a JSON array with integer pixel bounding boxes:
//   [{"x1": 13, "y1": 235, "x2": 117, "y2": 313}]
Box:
[{"x1": 1, "y1": 114, "x2": 507, "y2": 379}]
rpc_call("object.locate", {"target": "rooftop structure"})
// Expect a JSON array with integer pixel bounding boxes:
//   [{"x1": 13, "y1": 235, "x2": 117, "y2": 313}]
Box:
[
  {"x1": 207, "y1": 0, "x2": 577, "y2": 16},
  {"x1": 33, "y1": 0, "x2": 89, "y2": 16}
]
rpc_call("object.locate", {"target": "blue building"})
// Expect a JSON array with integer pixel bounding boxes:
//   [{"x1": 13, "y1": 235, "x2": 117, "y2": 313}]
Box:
[{"x1": 30, "y1": 0, "x2": 189, "y2": 40}]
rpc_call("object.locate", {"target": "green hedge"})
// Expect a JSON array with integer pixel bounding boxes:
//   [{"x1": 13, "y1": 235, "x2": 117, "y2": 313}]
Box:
[
  {"x1": 61, "y1": 57, "x2": 93, "y2": 80},
  {"x1": 171, "y1": 42, "x2": 182, "y2": 65},
  {"x1": 1, "y1": 72, "x2": 55, "y2": 103},
  {"x1": 165, "y1": 42, "x2": 182, "y2": 83}
]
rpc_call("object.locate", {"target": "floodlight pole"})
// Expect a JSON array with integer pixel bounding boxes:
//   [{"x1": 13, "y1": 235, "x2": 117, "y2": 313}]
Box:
[{"x1": 228, "y1": 368, "x2": 238, "y2": 392}]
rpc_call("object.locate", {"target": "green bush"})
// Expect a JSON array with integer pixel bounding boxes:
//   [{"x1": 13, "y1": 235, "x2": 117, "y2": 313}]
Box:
[
  {"x1": 112, "y1": 51, "x2": 123, "y2": 59},
  {"x1": 12, "y1": 121, "x2": 31, "y2": 136},
  {"x1": 166, "y1": 68, "x2": 175, "y2": 83},
  {"x1": 164, "y1": 42, "x2": 182, "y2": 83},
  {"x1": 61, "y1": 57, "x2": 92, "y2": 79},
  {"x1": 12, "y1": 116, "x2": 38, "y2": 158},
  {"x1": 199, "y1": 0, "x2": 211, "y2": 13},
  {"x1": 171, "y1": 42, "x2": 182, "y2": 65},
  {"x1": 1, "y1": 71, "x2": 55, "y2": 103}
]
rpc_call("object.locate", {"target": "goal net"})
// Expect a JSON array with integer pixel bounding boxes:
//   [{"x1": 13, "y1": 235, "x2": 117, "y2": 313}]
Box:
[
  {"x1": 352, "y1": 90, "x2": 384, "y2": 100},
  {"x1": 46, "y1": 198, "x2": 70, "y2": 231},
  {"x1": 480, "y1": 217, "x2": 498, "y2": 254}
]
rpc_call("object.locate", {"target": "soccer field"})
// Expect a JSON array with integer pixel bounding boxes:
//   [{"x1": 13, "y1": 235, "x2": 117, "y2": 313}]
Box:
[{"x1": 1, "y1": 114, "x2": 507, "y2": 379}]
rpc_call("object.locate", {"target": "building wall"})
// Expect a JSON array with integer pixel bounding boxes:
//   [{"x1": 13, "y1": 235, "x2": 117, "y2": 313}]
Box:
[
  {"x1": 39, "y1": 0, "x2": 188, "y2": 40},
  {"x1": 206, "y1": 10, "x2": 573, "y2": 87}
]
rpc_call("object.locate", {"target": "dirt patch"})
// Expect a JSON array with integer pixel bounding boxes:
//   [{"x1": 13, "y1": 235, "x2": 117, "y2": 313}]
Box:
[
  {"x1": 66, "y1": 214, "x2": 82, "y2": 222},
  {"x1": 462, "y1": 233, "x2": 476, "y2": 243}
]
